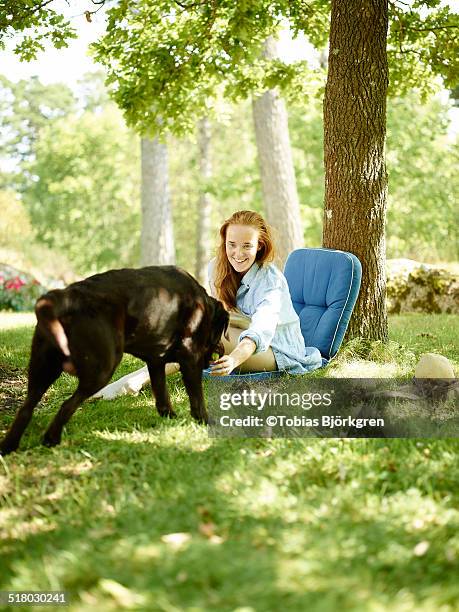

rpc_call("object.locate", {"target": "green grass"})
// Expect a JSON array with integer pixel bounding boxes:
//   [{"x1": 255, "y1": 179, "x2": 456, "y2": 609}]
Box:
[{"x1": 0, "y1": 312, "x2": 458, "y2": 611}]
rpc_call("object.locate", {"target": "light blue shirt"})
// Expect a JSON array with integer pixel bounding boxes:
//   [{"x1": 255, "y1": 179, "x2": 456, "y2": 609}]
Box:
[{"x1": 208, "y1": 260, "x2": 322, "y2": 374}]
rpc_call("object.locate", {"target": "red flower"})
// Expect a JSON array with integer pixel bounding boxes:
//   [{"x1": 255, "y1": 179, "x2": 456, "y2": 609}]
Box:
[{"x1": 5, "y1": 277, "x2": 26, "y2": 291}]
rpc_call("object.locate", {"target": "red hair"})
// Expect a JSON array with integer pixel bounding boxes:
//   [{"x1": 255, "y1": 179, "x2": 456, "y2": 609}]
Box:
[{"x1": 214, "y1": 210, "x2": 275, "y2": 310}]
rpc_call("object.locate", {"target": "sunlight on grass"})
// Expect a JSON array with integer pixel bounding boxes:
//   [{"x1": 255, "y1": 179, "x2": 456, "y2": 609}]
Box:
[
  {"x1": 329, "y1": 359, "x2": 401, "y2": 378},
  {"x1": 0, "y1": 507, "x2": 57, "y2": 541},
  {"x1": 1, "y1": 311, "x2": 458, "y2": 610},
  {"x1": 94, "y1": 430, "x2": 159, "y2": 444}
]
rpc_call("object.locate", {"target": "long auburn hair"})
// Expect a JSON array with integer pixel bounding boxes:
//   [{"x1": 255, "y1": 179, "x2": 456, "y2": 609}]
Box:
[{"x1": 214, "y1": 210, "x2": 275, "y2": 310}]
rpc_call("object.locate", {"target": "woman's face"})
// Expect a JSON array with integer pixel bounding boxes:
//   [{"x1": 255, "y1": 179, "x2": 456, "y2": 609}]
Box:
[{"x1": 225, "y1": 224, "x2": 260, "y2": 274}]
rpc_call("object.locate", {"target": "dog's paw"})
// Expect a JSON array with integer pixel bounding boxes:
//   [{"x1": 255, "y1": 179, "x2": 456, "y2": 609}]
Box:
[
  {"x1": 0, "y1": 442, "x2": 17, "y2": 456},
  {"x1": 157, "y1": 408, "x2": 177, "y2": 419},
  {"x1": 190, "y1": 408, "x2": 209, "y2": 424},
  {"x1": 42, "y1": 434, "x2": 61, "y2": 448}
]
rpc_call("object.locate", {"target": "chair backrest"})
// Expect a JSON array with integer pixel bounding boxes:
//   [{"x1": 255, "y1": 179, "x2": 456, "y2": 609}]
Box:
[{"x1": 284, "y1": 248, "x2": 362, "y2": 360}]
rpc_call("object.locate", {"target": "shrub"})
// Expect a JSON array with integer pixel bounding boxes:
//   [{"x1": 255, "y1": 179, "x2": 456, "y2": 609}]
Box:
[{"x1": 0, "y1": 264, "x2": 46, "y2": 312}]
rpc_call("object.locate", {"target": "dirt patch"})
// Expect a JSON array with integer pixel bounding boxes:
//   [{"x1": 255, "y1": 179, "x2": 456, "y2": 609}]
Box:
[{"x1": 0, "y1": 363, "x2": 26, "y2": 414}]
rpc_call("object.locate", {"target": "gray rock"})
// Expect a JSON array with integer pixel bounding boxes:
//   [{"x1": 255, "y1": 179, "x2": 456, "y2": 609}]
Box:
[{"x1": 386, "y1": 259, "x2": 459, "y2": 314}]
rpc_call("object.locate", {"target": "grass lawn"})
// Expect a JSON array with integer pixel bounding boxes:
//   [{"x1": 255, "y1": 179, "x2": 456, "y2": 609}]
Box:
[{"x1": 0, "y1": 312, "x2": 458, "y2": 611}]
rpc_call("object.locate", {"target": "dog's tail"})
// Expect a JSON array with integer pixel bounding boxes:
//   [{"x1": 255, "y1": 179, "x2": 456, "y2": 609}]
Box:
[{"x1": 35, "y1": 296, "x2": 76, "y2": 375}]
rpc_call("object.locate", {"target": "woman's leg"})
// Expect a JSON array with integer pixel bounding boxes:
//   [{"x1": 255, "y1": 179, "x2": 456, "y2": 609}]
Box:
[
  {"x1": 223, "y1": 326, "x2": 277, "y2": 373},
  {"x1": 91, "y1": 363, "x2": 180, "y2": 399},
  {"x1": 229, "y1": 311, "x2": 251, "y2": 330}
]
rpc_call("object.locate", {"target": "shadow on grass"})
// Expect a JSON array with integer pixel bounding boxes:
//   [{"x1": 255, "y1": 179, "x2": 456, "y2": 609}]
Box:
[
  {"x1": 1, "y1": 419, "x2": 459, "y2": 609},
  {"x1": 1, "y1": 317, "x2": 459, "y2": 609}
]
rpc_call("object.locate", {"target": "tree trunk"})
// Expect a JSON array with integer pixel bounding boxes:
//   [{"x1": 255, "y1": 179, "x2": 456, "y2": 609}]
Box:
[
  {"x1": 323, "y1": 0, "x2": 389, "y2": 341},
  {"x1": 252, "y1": 36, "x2": 304, "y2": 267},
  {"x1": 140, "y1": 137, "x2": 175, "y2": 265},
  {"x1": 195, "y1": 117, "x2": 212, "y2": 286}
]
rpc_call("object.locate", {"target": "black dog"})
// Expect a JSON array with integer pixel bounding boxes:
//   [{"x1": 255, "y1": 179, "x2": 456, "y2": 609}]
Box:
[{"x1": 0, "y1": 266, "x2": 229, "y2": 454}]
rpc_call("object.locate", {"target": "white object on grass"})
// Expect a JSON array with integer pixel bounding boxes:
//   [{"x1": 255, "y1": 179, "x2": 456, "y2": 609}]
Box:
[{"x1": 414, "y1": 353, "x2": 455, "y2": 379}]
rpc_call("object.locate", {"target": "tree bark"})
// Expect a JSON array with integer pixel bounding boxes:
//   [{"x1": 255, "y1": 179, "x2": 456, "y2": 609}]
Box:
[
  {"x1": 252, "y1": 36, "x2": 304, "y2": 267},
  {"x1": 323, "y1": 0, "x2": 389, "y2": 341},
  {"x1": 140, "y1": 137, "x2": 175, "y2": 265},
  {"x1": 195, "y1": 117, "x2": 212, "y2": 286}
]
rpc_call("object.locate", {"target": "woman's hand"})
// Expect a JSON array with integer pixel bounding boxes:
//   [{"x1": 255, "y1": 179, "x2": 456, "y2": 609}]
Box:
[
  {"x1": 210, "y1": 338, "x2": 256, "y2": 376},
  {"x1": 210, "y1": 355, "x2": 236, "y2": 376}
]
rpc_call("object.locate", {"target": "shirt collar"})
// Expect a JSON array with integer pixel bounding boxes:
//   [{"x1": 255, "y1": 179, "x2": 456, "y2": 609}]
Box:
[{"x1": 240, "y1": 261, "x2": 260, "y2": 287}]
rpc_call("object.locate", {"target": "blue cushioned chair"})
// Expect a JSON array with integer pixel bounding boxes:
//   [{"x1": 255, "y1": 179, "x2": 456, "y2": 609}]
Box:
[
  {"x1": 203, "y1": 247, "x2": 361, "y2": 380},
  {"x1": 285, "y1": 248, "x2": 362, "y2": 364}
]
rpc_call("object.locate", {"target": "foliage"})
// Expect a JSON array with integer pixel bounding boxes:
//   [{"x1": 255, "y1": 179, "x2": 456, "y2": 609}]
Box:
[
  {"x1": 288, "y1": 98, "x2": 325, "y2": 248},
  {"x1": 0, "y1": 189, "x2": 77, "y2": 283},
  {"x1": 3, "y1": 1, "x2": 456, "y2": 121},
  {"x1": 166, "y1": 92, "x2": 458, "y2": 268},
  {"x1": 287, "y1": 90, "x2": 458, "y2": 261},
  {"x1": 0, "y1": 73, "x2": 457, "y2": 277},
  {"x1": 0, "y1": 75, "x2": 76, "y2": 179},
  {"x1": 388, "y1": 1, "x2": 459, "y2": 96},
  {"x1": 0, "y1": 0, "x2": 80, "y2": 60},
  {"x1": 91, "y1": 0, "x2": 458, "y2": 138},
  {"x1": 0, "y1": 264, "x2": 45, "y2": 311},
  {"x1": 22, "y1": 105, "x2": 140, "y2": 275},
  {"x1": 91, "y1": 0, "x2": 327, "y2": 136},
  {"x1": 0, "y1": 188, "x2": 32, "y2": 241},
  {"x1": 0, "y1": 74, "x2": 141, "y2": 277},
  {"x1": 386, "y1": 93, "x2": 458, "y2": 261},
  {"x1": 168, "y1": 101, "x2": 263, "y2": 269}
]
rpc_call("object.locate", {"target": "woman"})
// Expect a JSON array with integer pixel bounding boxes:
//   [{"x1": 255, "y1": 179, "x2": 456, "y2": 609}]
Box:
[
  {"x1": 209, "y1": 210, "x2": 321, "y2": 376},
  {"x1": 93, "y1": 210, "x2": 321, "y2": 399}
]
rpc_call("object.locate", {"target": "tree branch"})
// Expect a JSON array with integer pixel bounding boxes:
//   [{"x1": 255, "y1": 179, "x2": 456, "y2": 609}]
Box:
[
  {"x1": 172, "y1": 0, "x2": 206, "y2": 9},
  {"x1": 26, "y1": 0, "x2": 55, "y2": 14},
  {"x1": 394, "y1": 46, "x2": 423, "y2": 59},
  {"x1": 402, "y1": 25, "x2": 458, "y2": 32}
]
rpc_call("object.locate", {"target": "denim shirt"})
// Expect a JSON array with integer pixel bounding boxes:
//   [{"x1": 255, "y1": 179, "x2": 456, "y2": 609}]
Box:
[{"x1": 208, "y1": 260, "x2": 322, "y2": 374}]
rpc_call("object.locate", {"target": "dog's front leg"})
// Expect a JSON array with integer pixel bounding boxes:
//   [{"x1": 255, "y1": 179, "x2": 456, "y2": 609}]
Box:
[
  {"x1": 146, "y1": 361, "x2": 176, "y2": 419},
  {"x1": 178, "y1": 359, "x2": 208, "y2": 424}
]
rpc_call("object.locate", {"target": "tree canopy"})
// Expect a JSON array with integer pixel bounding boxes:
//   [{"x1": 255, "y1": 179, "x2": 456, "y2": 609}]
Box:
[
  {"x1": 0, "y1": 0, "x2": 78, "y2": 60},
  {"x1": 90, "y1": 0, "x2": 458, "y2": 137},
  {"x1": 2, "y1": 1, "x2": 457, "y2": 137}
]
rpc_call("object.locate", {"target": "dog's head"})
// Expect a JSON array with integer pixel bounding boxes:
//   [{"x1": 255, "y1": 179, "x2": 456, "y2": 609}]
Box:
[{"x1": 204, "y1": 296, "x2": 229, "y2": 366}]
